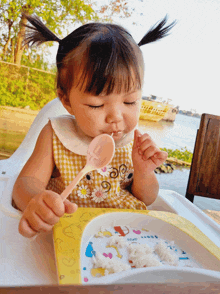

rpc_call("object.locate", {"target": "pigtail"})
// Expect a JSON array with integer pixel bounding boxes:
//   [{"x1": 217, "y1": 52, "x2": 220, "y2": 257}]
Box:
[
  {"x1": 23, "y1": 14, "x2": 60, "y2": 47},
  {"x1": 138, "y1": 15, "x2": 176, "y2": 47}
]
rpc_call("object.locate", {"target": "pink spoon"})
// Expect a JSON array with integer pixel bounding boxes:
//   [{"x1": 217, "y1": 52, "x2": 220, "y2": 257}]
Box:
[{"x1": 61, "y1": 134, "x2": 115, "y2": 200}]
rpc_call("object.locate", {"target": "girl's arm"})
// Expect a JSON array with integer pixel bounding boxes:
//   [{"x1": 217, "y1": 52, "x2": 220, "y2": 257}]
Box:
[
  {"x1": 12, "y1": 122, "x2": 55, "y2": 211},
  {"x1": 131, "y1": 171, "x2": 159, "y2": 206},
  {"x1": 12, "y1": 122, "x2": 77, "y2": 238},
  {"x1": 131, "y1": 129, "x2": 168, "y2": 206}
]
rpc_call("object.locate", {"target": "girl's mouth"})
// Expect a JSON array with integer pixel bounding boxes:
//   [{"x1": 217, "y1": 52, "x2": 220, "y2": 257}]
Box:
[{"x1": 111, "y1": 131, "x2": 122, "y2": 136}]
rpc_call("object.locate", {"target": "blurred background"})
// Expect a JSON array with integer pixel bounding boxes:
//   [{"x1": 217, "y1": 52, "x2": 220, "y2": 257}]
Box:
[{"x1": 1, "y1": 1, "x2": 220, "y2": 213}]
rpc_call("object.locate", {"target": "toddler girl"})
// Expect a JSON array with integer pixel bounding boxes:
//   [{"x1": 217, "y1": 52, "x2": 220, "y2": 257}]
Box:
[{"x1": 12, "y1": 14, "x2": 175, "y2": 238}]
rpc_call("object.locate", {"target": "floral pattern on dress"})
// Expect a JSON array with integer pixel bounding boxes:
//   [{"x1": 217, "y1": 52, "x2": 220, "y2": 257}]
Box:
[
  {"x1": 84, "y1": 172, "x2": 94, "y2": 184},
  {"x1": 77, "y1": 185, "x2": 90, "y2": 198},
  {"x1": 97, "y1": 165, "x2": 112, "y2": 177},
  {"x1": 120, "y1": 168, "x2": 134, "y2": 189},
  {"x1": 91, "y1": 187, "x2": 108, "y2": 203}
]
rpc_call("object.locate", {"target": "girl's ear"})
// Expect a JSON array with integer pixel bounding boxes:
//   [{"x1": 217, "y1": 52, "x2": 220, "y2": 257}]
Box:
[{"x1": 57, "y1": 88, "x2": 74, "y2": 115}]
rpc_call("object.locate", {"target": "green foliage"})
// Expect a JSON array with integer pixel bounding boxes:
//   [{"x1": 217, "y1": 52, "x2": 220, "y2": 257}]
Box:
[
  {"x1": 21, "y1": 50, "x2": 54, "y2": 71},
  {"x1": 161, "y1": 147, "x2": 193, "y2": 163},
  {"x1": 1, "y1": 0, "x2": 132, "y2": 68},
  {"x1": 0, "y1": 62, "x2": 56, "y2": 110},
  {"x1": 0, "y1": 0, "x2": 98, "y2": 65}
]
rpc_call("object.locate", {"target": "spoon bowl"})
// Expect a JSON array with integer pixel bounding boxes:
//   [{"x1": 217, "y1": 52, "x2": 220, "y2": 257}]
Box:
[
  {"x1": 87, "y1": 134, "x2": 115, "y2": 169},
  {"x1": 61, "y1": 134, "x2": 115, "y2": 200}
]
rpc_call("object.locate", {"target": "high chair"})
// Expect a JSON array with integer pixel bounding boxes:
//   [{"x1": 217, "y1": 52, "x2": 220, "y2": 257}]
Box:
[
  {"x1": 0, "y1": 99, "x2": 219, "y2": 287},
  {"x1": 186, "y1": 113, "x2": 220, "y2": 203}
]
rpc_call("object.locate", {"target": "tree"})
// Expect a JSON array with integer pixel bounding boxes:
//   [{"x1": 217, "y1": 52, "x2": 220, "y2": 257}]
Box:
[{"x1": 0, "y1": 0, "x2": 131, "y2": 66}]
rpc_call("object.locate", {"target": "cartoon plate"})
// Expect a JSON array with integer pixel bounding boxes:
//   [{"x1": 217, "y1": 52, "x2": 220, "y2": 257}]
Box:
[{"x1": 53, "y1": 208, "x2": 220, "y2": 285}]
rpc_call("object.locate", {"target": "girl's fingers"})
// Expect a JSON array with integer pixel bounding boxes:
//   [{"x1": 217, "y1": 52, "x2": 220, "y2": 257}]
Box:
[
  {"x1": 150, "y1": 151, "x2": 168, "y2": 165},
  {"x1": 154, "y1": 151, "x2": 168, "y2": 161},
  {"x1": 134, "y1": 129, "x2": 141, "y2": 148},
  {"x1": 142, "y1": 146, "x2": 158, "y2": 160},
  {"x1": 155, "y1": 151, "x2": 168, "y2": 160},
  {"x1": 18, "y1": 192, "x2": 79, "y2": 238},
  {"x1": 64, "y1": 200, "x2": 78, "y2": 214},
  {"x1": 138, "y1": 134, "x2": 159, "y2": 155},
  {"x1": 36, "y1": 204, "x2": 60, "y2": 225},
  {"x1": 32, "y1": 212, "x2": 54, "y2": 232},
  {"x1": 19, "y1": 218, "x2": 38, "y2": 238},
  {"x1": 20, "y1": 213, "x2": 53, "y2": 237},
  {"x1": 137, "y1": 133, "x2": 151, "y2": 146},
  {"x1": 43, "y1": 193, "x2": 65, "y2": 217},
  {"x1": 138, "y1": 140, "x2": 155, "y2": 154}
]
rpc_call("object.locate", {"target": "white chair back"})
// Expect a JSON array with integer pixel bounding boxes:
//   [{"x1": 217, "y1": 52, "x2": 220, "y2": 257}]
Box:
[{"x1": 0, "y1": 98, "x2": 69, "y2": 217}]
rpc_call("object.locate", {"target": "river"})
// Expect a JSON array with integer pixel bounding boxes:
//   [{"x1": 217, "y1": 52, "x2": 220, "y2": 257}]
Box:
[
  {"x1": 138, "y1": 113, "x2": 201, "y2": 152},
  {"x1": 137, "y1": 114, "x2": 202, "y2": 204}
]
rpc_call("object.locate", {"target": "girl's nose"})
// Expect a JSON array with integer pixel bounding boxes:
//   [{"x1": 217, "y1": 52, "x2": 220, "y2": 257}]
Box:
[{"x1": 106, "y1": 106, "x2": 123, "y2": 124}]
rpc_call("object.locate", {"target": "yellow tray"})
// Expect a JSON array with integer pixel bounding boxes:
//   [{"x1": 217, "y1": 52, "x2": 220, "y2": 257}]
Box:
[{"x1": 53, "y1": 208, "x2": 220, "y2": 285}]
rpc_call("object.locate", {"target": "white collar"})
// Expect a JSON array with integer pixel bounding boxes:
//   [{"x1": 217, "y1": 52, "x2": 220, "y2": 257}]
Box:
[{"x1": 49, "y1": 115, "x2": 135, "y2": 155}]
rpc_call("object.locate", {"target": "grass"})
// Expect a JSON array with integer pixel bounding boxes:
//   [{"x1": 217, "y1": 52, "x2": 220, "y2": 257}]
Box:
[
  {"x1": 161, "y1": 147, "x2": 193, "y2": 166},
  {"x1": 0, "y1": 128, "x2": 26, "y2": 155}
]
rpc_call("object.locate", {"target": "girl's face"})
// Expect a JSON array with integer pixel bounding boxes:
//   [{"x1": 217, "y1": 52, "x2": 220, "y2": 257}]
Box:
[{"x1": 61, "y1": 86, "x2": 142, "y2": 141}]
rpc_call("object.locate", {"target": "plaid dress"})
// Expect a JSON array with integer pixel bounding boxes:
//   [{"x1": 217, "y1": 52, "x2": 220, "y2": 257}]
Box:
[{"x1": 46, "y1": 117, "x2": 147, "y2": 210}]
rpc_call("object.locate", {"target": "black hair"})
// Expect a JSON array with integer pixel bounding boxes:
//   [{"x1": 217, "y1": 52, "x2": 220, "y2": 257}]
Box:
[
  {"x1": 23, "y1": 14, "x2": 176, "y2": 96},
  {"x1": 138, "y1": 15, "x2": 176, "y2": 46}
]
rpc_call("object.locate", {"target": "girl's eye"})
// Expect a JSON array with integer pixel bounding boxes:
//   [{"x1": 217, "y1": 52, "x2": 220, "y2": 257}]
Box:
[
  {"x1": 88, "y1": 105, "x2": 103, "y2": 109},
  {"x1": 124, "y1": 101, "x2": 137, "y2": 105}
]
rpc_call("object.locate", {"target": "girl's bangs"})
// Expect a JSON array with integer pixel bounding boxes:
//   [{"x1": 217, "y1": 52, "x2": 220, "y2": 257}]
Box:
[
  {"x1": 77, "y1": 64, "x2": 142, "y2": 96},
  {"x1": 74, "y1": 35, "x2": 143, "y2": 96}
]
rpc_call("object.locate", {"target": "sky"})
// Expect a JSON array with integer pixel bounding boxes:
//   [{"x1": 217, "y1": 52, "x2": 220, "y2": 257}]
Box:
[{"x1": 48, "y1": 0, "x2": 220, "y2": 115}]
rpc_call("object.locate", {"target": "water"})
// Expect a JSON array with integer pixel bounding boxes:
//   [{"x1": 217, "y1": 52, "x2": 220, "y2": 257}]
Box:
[
  {"x1": 137, "y1": 114, "x2": 201, "y2": 200},
  {"x1": 137, "y1": 114, "x2": 220, "y2": 210},
  {"x1": 138, "y1": 114, "x2": 201, "y2": 152}
]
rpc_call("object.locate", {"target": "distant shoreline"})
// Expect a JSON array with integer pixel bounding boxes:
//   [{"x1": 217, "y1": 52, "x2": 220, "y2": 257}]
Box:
[{"x1": 178, "y1": 111, "x2": 201, "y2": 118}]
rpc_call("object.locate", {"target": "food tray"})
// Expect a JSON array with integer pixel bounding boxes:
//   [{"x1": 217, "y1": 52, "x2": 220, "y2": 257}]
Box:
[{"x1": 53, "y1": 208, "x2": 220, "y2": 285}]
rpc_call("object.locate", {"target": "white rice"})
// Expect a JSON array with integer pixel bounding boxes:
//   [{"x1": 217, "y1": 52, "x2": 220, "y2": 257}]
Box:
[
  {"x1": 127, "y1": 243, "x2": 153, "y2": 255},
  {"x1": 91, "y1": 228, "x2": 179, "y2": 276},
  {"x1": 108, "y1": 235, "x2": 128, "y2": 248},
  {"x1": 154, "y1": 241, "x2": 178, "y2": 266},
  {"x1": 129, "y1": 253, "x2": 162, "y2": 268},
  {"x1": 127, "y1": 243, "x2": 161, "y2": 268}
]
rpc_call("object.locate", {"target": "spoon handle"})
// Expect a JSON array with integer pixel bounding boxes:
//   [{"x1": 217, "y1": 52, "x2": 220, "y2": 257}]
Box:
[{"x1": 60, "y1": 164, "x2": 93, "y2": 201}]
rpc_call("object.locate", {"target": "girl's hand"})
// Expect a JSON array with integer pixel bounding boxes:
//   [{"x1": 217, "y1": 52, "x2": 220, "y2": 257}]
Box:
[
  {"x1": 132, "y1": 129, "x2": 168, "y2": 175},
  {"x1": 19, "y1": 191, "x2": 78, "y2": 238}
]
